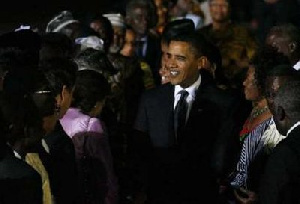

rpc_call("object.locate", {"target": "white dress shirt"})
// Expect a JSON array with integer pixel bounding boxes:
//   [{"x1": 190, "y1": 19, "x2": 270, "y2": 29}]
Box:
[{"x1": 174, "y1": 74, "x2": 201, "y2": 122}]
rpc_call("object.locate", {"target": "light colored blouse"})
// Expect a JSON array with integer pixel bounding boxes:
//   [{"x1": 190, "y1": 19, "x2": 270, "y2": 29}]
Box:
[{"x1": 60, "y1": 108, "x2": 118, "y2": 204}]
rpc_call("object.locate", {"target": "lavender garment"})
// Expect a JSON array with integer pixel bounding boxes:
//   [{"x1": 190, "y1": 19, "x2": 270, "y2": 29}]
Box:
[
  {"x1": 60, "y1": 108, "x2": 104, "y2": 137},
  {"x1": 60, "y1": 108, "x2": 118, "y2": 204}
]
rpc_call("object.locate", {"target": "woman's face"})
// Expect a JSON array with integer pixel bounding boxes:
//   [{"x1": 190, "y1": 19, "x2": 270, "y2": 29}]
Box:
[
  {"x1": 121, "y1": 29, "x2": 136, "y2": 57},
  {"x1": 243, "y1": 66, "x2": 260, "y2": 101}
]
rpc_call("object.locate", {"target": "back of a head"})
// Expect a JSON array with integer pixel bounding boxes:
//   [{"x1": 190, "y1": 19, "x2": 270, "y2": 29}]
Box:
[
  {"x1": 30, "y1": 69, "x2": 58, "y2": 118},
  {"x1": 40, "y1": 32, "x2": 75, "y2": 61},
  {"x1": 274, "y1": 80, "x2": 300, "y2": 122},
  {"x1": 39, "y1": 57, "x2": 78, "y2": 94},
  {"x1": 0, "y1": 29, "x2": 41, "y2": 69},
  {"x1": 75, "y1": 48, "x2": 117, "y2": 81},
  {"x1": 72, "y1": 70, "x2": 110, "y2": 114},
  {"x1": 250, "y1": 46, "x2": 291, "y2": 95},
  {"x1": 0, "y1": 88, "x2": 44, "y2": 147},
  {"x1": 161, "y1": 19, "x2": 195, "y2": 44}
]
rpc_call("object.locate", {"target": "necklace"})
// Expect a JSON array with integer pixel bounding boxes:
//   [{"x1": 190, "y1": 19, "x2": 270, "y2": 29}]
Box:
[
  {"x1": 240, "y1": 105, "x2": 269, "y2": 142},
  {"x1": 250, "y1": 105, "x2": 269, "y2": 120}
]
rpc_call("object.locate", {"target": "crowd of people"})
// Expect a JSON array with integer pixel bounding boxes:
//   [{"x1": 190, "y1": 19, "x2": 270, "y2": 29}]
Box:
[{"x1": 1, "y1": 0, "x2": 300, "y2": 204}]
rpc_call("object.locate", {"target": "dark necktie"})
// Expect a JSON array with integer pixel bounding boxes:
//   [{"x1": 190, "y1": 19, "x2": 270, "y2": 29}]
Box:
[
  {"x1": 136, "y1": 40, "x2": 144, "y2": 59},
  {"x1": 174, "y1": 90, "x2": 189, "y2": 144}
]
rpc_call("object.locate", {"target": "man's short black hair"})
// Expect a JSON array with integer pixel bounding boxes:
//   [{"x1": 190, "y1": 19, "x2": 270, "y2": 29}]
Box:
[
  {"x1": 169, "y1": 31, "x2": 209, "y2": 58},
  {"x1": 161, "y1": 19, "x2": 195, "y2": 44}
]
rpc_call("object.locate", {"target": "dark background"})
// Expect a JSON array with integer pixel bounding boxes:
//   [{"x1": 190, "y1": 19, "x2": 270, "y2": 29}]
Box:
[{"x1": 0, "y1": 0, "x2": 127, "y2": 34}]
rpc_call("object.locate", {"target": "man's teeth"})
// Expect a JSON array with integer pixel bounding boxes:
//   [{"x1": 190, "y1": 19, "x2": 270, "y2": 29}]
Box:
[{"x1": 170, "y1": 71, "x2": 178, "y2": 76}]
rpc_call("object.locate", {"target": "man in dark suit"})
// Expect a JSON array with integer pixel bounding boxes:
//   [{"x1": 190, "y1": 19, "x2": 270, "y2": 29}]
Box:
[
  {"x1": 132, "y1": 31, "x2": 240, "y2": 204},
  {"x1": 125, "y1": 0, "x2": 162, "y2": 86},
  {"x1": 258, "y1": 80, "x2": 300, "y2": 204}
]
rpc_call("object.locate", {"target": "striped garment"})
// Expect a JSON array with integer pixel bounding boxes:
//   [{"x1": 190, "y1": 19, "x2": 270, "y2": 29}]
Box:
[{"x1": 231, "y1": 117, "x2": 285, "y2": 188}]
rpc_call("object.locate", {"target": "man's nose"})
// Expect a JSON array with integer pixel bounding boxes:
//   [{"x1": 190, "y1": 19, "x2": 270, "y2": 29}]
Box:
[{"x1": 166, "y1": 57, "x2": 176, "y2": 68}]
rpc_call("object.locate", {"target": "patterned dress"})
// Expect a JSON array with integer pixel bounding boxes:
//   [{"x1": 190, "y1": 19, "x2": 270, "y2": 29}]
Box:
[{"x1": 231, "y1": 117, "x2": 285, "y2": 189}]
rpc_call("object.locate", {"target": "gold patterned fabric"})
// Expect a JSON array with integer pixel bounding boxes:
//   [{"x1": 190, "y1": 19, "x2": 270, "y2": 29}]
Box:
[
  {"x1": 199, "y1": 23, "x2": 258, "y2": 89},
  {"x1": 26, "y1": 153, "x2": 53, "y2": 204}
]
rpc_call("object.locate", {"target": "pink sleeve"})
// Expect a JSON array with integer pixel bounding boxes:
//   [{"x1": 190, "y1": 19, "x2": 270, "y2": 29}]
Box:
[{"x1": 87, "y1": 118, "x2": 104, "y2": 134}]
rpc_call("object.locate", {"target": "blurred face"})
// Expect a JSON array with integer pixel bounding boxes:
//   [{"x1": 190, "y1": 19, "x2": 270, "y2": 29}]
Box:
[
  {"x1": 110, "y1": 26, "x2": 125, "y2": 54},
  {"x1": 165, "y1": 41, "x2": 200, "y2": 88},
  {"x1": 128, "y1": 7, "x2": 149, "y2": 37},
  {"x1": 90, "y1": 20, "x2": 108, "y2": 41},
  {"x1": 121, "y1": 29, "x2": 136, "y2": 57},
  {"x1": 265, "y1": 76, "x2": 288, "y2": 113},
  {"x1": 266, "y1": 33, "x2": 291, "y2": 58},
  {"x1": 177, "y1": 0, "x2": 193, "y2": 14},
  {"x1": 62, "y1": 23, "x2": 81, "y2": 42},
  {"x1": 209, "y1": 0, "x2": 230, "y2": 23},
  {"x1": 155, "y1": 0, "x2": 168, "y2": 26},
  {"x1": 243, "y1": 66, "x2": 260, "y2": 101},
  {"x1": 160, "y1": 42, "x2": 171, "y2": 84}
]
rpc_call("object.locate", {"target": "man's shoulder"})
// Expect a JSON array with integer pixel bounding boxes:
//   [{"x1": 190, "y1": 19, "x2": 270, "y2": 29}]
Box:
[{"x1": 143, "y1": 83, "x2": 172, "y2": 96}]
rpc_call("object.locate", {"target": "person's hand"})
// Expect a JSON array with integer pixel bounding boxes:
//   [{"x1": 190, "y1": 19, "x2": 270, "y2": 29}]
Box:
[
  {"x1": 234, "y1": 187, "x2": 257, "y2": 204},
  {"x1": 159, "y1": 67, "x2": 170, "y2": 84}
]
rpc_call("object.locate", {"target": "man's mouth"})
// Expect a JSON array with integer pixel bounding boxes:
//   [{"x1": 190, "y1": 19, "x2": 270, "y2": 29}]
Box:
[{"x1": 170, "y1": 71, "x2": 179, "y2": 77}]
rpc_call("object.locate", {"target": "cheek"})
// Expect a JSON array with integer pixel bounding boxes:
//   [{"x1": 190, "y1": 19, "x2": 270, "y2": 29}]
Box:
[{"x1": 244, "y1": 85, "x2": 259, "y2": 99}]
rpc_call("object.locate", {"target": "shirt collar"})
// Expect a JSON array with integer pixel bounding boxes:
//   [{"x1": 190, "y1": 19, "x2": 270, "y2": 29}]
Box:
[
  {"x1": 42, "y1": 138, "x2": 50, "y2": 154},
  {"x1": 286, "y1": 121, "x2": 300, "y2": 136},
  {"x1": 174, "y1": 74, "x2": 201, "y2": 100},
  {"x1": 13, "y1": 150, "x2": 23, "y2": 160},
  {"x1": 293, "y1": 60, "x2": 300, "y2": 71},
  {"x1": 138, "y1": 36, "x2": 147, "y2": 42}
]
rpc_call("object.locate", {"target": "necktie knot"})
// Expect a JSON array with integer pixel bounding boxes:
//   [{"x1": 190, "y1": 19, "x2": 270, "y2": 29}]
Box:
[{"x1": 178, "y1": 90, "x2": 189, "y2": 100}]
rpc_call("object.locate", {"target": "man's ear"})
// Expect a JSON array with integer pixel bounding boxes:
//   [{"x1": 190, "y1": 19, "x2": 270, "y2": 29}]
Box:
[
  {"x1": 198, "y1": 56, "x2": 209, "y2": 70},
  {"x1": 289, "y1": 42, "x2": 297, "y2": 53},
  {"x1": 276, "y1": 105, "x2": 286, "y2": 122}
]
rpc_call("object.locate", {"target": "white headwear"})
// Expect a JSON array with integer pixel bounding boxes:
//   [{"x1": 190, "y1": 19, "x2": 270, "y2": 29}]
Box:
[
  {"x1": 103, "y1": 13, "x2": 125, "y2": 28},
  {"x1": 46, "y1": 10, "x2": 79, "y2": 33},
  {"x1": 75, "y1": 35, "x2": 104, "y2": 51}
]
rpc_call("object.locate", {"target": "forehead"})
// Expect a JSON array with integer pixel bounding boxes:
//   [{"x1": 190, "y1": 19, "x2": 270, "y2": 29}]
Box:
[
  {"x1": 168, "y1": 41, "x2": 191, "y2": 54},
  {"x1": 132, "y1": 6, "x2": 148, "y2": 14},
  {"x1": 210, "y1": 0, "x2": 229, "y2": 5}
]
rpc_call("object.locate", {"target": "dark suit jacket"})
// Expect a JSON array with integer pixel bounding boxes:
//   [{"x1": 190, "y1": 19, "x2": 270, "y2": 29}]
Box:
[
  {"x1": 0, "y1": 144, "x2": 42, "y2": 204},
  {"x1": 37, "y1": 122, "x2": 79, "y2": 204},
  {"x1": 258, "y1": 125, "x2": 300, "y2": 204},
  {"x1": 133, "y1": 73, "x2": 240, "y2": 203}
]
